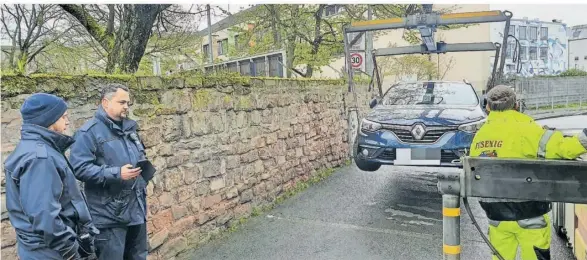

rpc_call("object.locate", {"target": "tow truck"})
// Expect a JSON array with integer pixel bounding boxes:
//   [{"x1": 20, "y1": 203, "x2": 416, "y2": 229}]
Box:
[
  {"x1": 341, "y1": 9, "x2": 585, "y2": 260},
  {"x1": 342, "y1": 10, "x2": 515, "y2": 170}
]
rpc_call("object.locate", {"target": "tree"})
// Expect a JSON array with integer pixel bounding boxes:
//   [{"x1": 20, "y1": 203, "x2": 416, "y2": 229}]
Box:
[
  {"x1": 1, "y1": 4, "x2": 76, "y2": 74},
  {"x1": 59, "y1": 4, "x2": 174, "y2": 73},
  {"x1": 231, "y1": 4, "x2": 427, "y2": 78},
  {"x1": 230, "y1": 4, "x2": 467, "y2": 78}
]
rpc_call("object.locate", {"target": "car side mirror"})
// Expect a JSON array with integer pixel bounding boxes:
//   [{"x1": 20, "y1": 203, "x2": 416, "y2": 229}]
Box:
[{"x1": 369, "y1": 98, "x2": 378, "y2": 109}]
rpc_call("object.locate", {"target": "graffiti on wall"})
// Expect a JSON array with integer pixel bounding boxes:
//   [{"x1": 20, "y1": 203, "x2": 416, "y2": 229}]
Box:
[{"x1": 490, "y1": 19, "x2": 569, "y2": 77}]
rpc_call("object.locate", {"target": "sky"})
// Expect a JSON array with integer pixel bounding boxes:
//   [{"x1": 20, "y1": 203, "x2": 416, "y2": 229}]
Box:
[
  {"x1": 2, "y1": 4, "x2": 585, "y2": 46},
  {"x1": 491, "y1": 4, "x2": 587, "y2": 27}
]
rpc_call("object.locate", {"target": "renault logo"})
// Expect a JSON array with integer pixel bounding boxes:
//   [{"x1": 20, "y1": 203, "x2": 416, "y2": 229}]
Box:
[{"x1": 411, "y1": 124, "x2": 426, "y2": 140}]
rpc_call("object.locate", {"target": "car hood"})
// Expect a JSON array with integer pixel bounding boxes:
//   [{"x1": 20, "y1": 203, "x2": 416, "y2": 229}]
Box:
[{"x1": 365, "y1": 105, "x2": 486, "y2": 126}]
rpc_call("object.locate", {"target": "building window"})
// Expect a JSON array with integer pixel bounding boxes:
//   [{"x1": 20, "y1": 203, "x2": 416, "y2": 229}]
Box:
[
  {"x1": 575, "y1": 56, "x2": 580, "y2": 61},
  {"x1": 324, "y1": 5, "x2": 342, "y2": 17},
  {"x1": 507, "y1": 42, "x2": 515, "y2": 59},
  {"x1": 529, "y1": 47, "x2": 537, "y2": 60},
  {"x1": 540, "y1": 47, "x2": 548, "y2": 61},
  {"x1": 234, "y1": 34, "x2": 240, "y2": 49},
  {"x1": 520, "y1": 46, "x2": 527, "y2": 60},
  {"x1": 509, "y1": 25, "x2": 515, "y2": 36},
  {"x1": 227, "y1": 62, "x2": 238, "y2": 73},
  {"x1": 203, "y1": 44, "x2": 210, "y2": 60},
  {"x1": 529, "y1": 27, "x2": 538, "y2": 41},
  {"x1": 253, "y1": 57, "x2": 266, "y2": 76},
  {"x1": 519, "y1": 26, "x2": 527, "y2": 40},
  {"x1": 217, "y1": 39, "x2": 228, "y2": 56},
  {"x1": 540, "y1": 27, "x2": 548, "y2": 40},
  {"x1": 240, "y1": 60, "x2": 251, "y2": 76},
  {"x1": 584, "y1": 56, "x2": 587, "y2": 60},
  {"x1": 268, "y1": 54, "x2": 283, "y2": 77}
]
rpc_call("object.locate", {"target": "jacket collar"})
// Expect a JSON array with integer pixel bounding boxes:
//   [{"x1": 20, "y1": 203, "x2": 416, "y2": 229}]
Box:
[
  {"x1": 487, "y1": 109, "x2": 533, "y2": 123},
  {"x1": 20, "y1": 124, "x2": 74, "y2": 154},
  {"x1": 95, "y1": 105, "x2": 137, "y2": 133}
]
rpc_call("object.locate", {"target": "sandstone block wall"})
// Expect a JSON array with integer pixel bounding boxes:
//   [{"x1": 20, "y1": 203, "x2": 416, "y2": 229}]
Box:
[{"x1": 0, "y1": 75, "x2": 372, "y2": 259}]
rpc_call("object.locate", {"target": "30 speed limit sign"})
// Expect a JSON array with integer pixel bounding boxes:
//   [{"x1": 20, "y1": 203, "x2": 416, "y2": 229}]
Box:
[{"x1": 350, "y1": 52, "x2": 364, "y2": 71}]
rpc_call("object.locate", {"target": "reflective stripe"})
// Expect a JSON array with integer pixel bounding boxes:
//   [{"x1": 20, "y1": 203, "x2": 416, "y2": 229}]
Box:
[
  {"x1": 443, "y1": 245, "x2": 461, "y2": 255},
  {"x1": 479, "y1": 197, "x2": 530, "y2": 203},
  {"x1": 537, "y1": 130, "x2": 555, "y2": 158},
  {"x1": 517, "y1": 215, "x2": 547, "y2": 229},
  {"x1": 488, "y1": 219, "x2": 500, "y2": 227},
  {"x1": 443, "y1": 207, "x2": 460, "y2": 217},
  {"x1": 579, "y1": 129, "x2": 587, "y2": 148}
]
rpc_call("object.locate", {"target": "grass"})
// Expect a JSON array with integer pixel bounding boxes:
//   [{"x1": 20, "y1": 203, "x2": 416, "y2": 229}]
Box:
[{"x1": 528, "y1": 102, "x2": 585, "y2": 111}]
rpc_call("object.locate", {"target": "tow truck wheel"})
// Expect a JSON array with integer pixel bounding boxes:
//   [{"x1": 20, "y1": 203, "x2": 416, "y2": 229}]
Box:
[{"x1": 354, "y1": 158, "x2": 382, "y2": 172}]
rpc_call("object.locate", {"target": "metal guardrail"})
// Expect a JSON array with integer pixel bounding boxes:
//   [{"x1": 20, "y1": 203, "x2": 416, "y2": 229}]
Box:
[
  {"x1": 514, "y1": 77, "x2": 587, "y2": 113},
  {"x1": 437, "y1": 156, "x2": 587, "y2": 259}
]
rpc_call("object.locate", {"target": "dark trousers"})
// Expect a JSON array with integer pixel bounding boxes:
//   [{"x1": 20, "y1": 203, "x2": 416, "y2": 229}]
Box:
[
  {"x1": 94, "y1": 224, "x2": 148, "y2": 260},
  {"x1": 17, "y1": 242, "x2": 65, "y2": 260}
]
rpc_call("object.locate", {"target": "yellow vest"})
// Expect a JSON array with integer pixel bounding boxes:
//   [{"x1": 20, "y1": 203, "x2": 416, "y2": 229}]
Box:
[
  {"x1": 470, "y1": 110, "x2": 586, "y2": 160},
  {"x1": 469, "y1": 110, "x2": 587, "y2": 221}
]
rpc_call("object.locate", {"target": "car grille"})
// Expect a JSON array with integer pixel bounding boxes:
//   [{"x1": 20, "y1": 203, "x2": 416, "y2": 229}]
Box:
[
  {"x1": 381, "y1": 124, "x2": 457, "y2": 144},
  {"x1": 441, "y1": 150, "x2": 461, "y2": 163},
  {"x1": 377, "y1": 149, "x2": 396, "y2": 160}
]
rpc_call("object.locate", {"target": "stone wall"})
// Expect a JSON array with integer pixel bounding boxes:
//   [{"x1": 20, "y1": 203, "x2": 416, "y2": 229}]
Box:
[{"x1": 0, "y1": 75, "x2": 371, "y2": 259}]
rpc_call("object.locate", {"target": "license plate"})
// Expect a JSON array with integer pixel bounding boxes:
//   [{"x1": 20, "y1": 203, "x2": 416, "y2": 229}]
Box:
[{"x1": 394, "y1": 148, "x2": 441, "y2": 165}]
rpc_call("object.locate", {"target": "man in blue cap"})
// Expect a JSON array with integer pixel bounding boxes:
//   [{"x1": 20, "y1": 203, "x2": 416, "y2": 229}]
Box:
[{"x1": 4, "y1": 93, "x2": 99, "y2": 259}]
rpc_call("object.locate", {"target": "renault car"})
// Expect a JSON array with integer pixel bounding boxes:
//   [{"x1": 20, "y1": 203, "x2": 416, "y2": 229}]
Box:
[{"x1": 354, "y1": 81, "x2": 487, "y2": 171}]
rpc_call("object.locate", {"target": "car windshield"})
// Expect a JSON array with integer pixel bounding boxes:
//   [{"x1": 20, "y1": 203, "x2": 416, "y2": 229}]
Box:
[{"x1": 381, "y1": 82, "x2": 479, "y2": 106}]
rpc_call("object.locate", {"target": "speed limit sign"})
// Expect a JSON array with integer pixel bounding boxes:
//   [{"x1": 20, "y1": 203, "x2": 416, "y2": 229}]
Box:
[{"x1": 350, "y1": 52, "x2": 364, "y2": 71}]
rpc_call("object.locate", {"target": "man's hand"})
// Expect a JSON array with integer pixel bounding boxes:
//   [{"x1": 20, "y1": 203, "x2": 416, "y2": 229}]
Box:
[{"x1": 120, "y1": 164, "x2": 141, "y2": 180}]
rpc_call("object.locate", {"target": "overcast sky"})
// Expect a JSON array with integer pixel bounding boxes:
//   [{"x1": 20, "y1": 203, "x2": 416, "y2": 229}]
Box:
[{"x1": 491, "y1": 4, "x2": 587, "y2": 27}]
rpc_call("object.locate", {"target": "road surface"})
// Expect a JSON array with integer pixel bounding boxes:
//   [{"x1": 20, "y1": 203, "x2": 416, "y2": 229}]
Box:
[
  {"x1": 181, "y1": 116, "x2": 582, "y2": 260},
  {"x1": 536, "y1": 115, "x2": 586, "y2": 132}
]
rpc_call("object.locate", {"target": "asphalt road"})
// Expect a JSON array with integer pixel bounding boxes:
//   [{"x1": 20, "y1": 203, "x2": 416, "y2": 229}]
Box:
[
  {"x1": 182, "y1": 116, "x2": 582, "y2": 260},
  {"x1": 536, "y1": 115, "x2": 586, "y2": 131}
]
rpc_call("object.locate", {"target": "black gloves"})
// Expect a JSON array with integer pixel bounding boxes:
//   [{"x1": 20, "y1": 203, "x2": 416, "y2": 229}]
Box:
[
  {"x1": 61, "y1": 242, "x2": 81, "y2": 260},
  {"x1": 77, "y1": 224, "x2": 100, "y2": 259},
  {"x1": 78, "y1": 233, "x2": 97, "y2": 259}
]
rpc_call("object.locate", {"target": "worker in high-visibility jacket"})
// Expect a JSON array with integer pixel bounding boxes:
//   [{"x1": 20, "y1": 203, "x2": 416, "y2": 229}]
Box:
[{"x1": 470, "y1": 85, "x2": 587, "y2": 260}]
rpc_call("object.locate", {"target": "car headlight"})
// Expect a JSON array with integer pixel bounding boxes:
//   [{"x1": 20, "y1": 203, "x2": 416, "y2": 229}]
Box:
[
  {"x1": 361, "y1": 119, "x2": 382, "y2": 132},
  {"x1": 458, "y1": 119, "x2": 486, "y2": 133}
]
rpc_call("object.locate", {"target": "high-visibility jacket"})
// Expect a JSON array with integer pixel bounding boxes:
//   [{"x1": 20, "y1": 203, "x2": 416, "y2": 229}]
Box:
[{"x1": 469, "y1": 110, "x2": 587, "y2": 221}]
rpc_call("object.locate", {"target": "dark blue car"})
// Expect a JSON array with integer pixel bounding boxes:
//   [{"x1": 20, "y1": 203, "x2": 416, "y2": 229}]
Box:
[{"x1": 353, "y1": 81, "x2": 487, "y2": 171}]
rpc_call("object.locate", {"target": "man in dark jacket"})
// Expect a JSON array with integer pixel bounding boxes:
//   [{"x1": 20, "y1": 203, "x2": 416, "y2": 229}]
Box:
[
  {"x1": 69, "y1": 83, "x2": 151, "y2": 260},
  {"x1": 4, "y1": 93, "x2": 98, "y2": 260}
]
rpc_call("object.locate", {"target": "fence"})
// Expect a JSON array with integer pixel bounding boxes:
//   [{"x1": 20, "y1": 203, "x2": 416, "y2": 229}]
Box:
[{"x1": 513, "y1": 76, "x2": 587, "y2": 113}]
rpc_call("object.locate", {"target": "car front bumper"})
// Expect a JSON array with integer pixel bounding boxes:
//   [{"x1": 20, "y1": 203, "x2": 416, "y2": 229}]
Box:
[{"x1": 356, "y1": 128, "x2": 475, "y2": 168}]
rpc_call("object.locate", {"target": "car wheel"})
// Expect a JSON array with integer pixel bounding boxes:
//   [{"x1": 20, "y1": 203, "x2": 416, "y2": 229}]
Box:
[{"x1": 354, "y1": 158, "x2": 382, "y2": 172}]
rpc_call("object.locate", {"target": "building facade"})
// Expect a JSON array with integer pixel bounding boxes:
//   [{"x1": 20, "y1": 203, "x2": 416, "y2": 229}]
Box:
[
  {"x1": 490, "y1": 17, "x2": 569, "y2": 77},
  {"x1": 569, "y1": 24, "x2": 587, "y2": 71}
]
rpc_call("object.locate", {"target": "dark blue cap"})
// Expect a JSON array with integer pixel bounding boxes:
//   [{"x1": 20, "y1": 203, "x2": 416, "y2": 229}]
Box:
[{"x1": 20, "y1": 93, "x2": 68, "y2": 127}]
